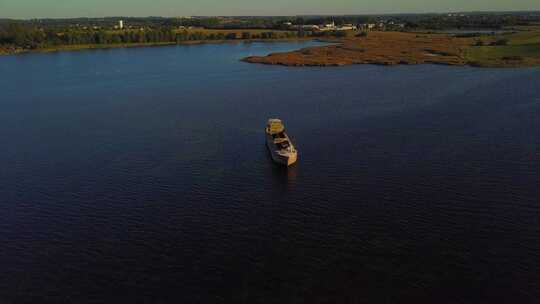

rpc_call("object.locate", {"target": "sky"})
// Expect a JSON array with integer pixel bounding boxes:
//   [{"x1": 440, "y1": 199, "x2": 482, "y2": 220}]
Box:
[{"x1": 1, "y1": 0, "x2": 539, "y2": 19}]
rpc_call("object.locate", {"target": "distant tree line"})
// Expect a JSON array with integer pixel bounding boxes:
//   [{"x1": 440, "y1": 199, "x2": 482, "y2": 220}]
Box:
[
  {"x1": 404, "y1": 13, "x2": 539, "y2": 30},
  {"x1": 0, "y1": 24, "x2": 300, "y2": 50},
  {"x1": 311, "y1": 31, "x2": 348, "y2": 38},
  {"x1": 2, "y1": 12, "x2": 539, "y2": 51},
  {"x1": 2, "y1": 13, "x2": 539, "y2": 34}
]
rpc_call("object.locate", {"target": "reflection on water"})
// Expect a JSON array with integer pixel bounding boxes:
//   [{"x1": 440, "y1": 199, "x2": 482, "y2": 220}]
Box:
[
  {"x1": 270, "y1": 161, "x2": 298, "y2": 190},
  {"x1": 285, "y1": 165, "x2": 298, "y2": 185}
]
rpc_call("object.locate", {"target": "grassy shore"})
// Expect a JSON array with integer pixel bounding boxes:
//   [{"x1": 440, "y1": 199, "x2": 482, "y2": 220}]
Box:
[
  {"x1": 0, "y1": 42, "x2": 176, "y2": 55},
  {"x1": 0, "y1": 28, "x2": 304, "y2": 56},
  {"x1": 244, "y1": 26, "x2": 540, "y2": 68},
  {"x1": 0, "y1": 37, "x2": 311, "y2": 56},
  {"x1": 243, "y1": 31, "x2": 471, "y2": 66}
]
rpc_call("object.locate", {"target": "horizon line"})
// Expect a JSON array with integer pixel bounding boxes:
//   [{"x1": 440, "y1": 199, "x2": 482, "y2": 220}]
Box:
[{"x1": 2, "y1": 9, "x2": 540, "y2": 20}]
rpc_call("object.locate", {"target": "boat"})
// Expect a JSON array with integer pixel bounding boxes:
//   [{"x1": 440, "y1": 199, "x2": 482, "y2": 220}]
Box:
[{"x1": 265, "y1": 118, "x2": 298, "y2": 166}]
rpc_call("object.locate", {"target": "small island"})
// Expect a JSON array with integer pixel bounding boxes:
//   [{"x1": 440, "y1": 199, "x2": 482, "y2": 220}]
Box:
[{"x1": 243, "y1": 27, "x2": 540, "y2": 68}]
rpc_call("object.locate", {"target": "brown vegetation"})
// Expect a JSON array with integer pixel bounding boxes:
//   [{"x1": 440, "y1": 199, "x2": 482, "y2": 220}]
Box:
[
  {"x1": 243, "y1": 32, "x2": 471, "y2": 66},
  {"x1": 244, "y1": 27, "x2": 540, "y2": 67}
]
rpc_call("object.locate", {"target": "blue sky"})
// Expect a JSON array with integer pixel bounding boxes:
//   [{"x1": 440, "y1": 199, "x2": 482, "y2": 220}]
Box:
[{"x1": 1, "y1": 0, "x2": 539, "y2": 19}]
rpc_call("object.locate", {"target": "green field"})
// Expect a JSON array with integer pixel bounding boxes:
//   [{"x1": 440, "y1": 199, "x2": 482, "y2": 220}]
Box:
[
  {"x1": 467, "y1": 44, "x2": 540, "y2": 59},
  {"x1": 465, "y1": 26, "x2": 540, "y2": 66},
  {"x1": 507, "y1": 27, "x2": 540, "y2": 45}
]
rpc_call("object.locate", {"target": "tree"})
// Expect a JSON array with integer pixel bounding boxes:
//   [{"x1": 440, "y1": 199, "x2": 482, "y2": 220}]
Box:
[
  {"x1": 94, "y1": 31, "x2": 106, "y2": 44},
  {"x1": 176, "y1": 30, "x2": 188, "y2": 42},
  {"x1": 241, "y1": 32, "x2": 251, "y2": 40},
  {"x1": 331, "y1": 31, "x2": 347, "y2": 38},
  {"x1": 261, "y1": 32, "x2": 275, "y2": 39},
  {"x1": 490, "y1": 38, "x2": 508, "y2": 46},
  {"x1": 138, "y1": 31, "x2": 147, "y2": 43},
  {"x1": 356, "y1": 31, "x2": 368, "y2": 37}
]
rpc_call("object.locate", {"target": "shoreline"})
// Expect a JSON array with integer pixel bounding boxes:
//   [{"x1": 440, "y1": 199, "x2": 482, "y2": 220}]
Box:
[
  {"x1": 0, "y1": 38, "x2": 315, "y2": 56},
  {"x1": 242, "y1": 30, "x2": 540, "y2": 68},
  {"x1": 242, "y1": 52, "x2": 540, "y2": 68},
  {"x1": 2, "y1": 30, "x2": 538, "y2": 69}
]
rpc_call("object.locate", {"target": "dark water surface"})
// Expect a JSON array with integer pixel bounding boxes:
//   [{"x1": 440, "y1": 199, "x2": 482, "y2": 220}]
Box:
[{"x1": 1, "y1": 42, "x2": 539, "y2": 304}]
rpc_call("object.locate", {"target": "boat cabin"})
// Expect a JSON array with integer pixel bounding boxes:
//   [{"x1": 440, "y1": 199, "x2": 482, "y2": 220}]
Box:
[
  {"x1": 276, "y1": 140, "x2": 291, "y2": 150},
  {"x1": 266, "y1": 119, "x2": 285, "y2": 135}
]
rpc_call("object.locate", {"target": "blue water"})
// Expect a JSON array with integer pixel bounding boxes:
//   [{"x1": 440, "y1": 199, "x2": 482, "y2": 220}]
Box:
[{"x1": 1, "y1": 42, "x2": 539, "y2": 303}]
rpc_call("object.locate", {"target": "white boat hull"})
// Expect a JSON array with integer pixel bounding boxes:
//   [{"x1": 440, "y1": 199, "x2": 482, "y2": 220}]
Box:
[{"x1": 266, "y1": 133, "x2": 298, "y2": 166}]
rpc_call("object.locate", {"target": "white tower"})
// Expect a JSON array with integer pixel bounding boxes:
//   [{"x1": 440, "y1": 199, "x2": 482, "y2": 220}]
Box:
[{"x1": 119, "y1": 20, "x2": 124, "y2": 29}]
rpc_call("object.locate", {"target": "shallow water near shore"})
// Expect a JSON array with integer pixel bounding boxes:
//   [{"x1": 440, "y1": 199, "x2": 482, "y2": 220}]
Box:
[{"x1": 1, "y1": 41, "x2": 540, "y2": 303}]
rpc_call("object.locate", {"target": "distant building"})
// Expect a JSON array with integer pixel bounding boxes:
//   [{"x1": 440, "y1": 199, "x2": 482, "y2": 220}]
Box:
[
  {"x1": 301, "y1": 25, "x2": 320, "y2": 30},
  {"x1": 319, "y1": 21, "x2": 336, "y2": 31},
  {"x1": 360, "y1": 23, "x2": 376, "y2": 31},
  {"x1": 337, "y1": 24, "x2": 357, "y2": 31},
  {"x1": 119, "y1": 20, "x2": 124, "y2": 29}
]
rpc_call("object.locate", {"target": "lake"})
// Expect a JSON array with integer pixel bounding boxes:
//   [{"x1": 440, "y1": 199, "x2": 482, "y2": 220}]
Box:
[{"x1": 1, "y1": 41, "x2": 539, "y2": 303}]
